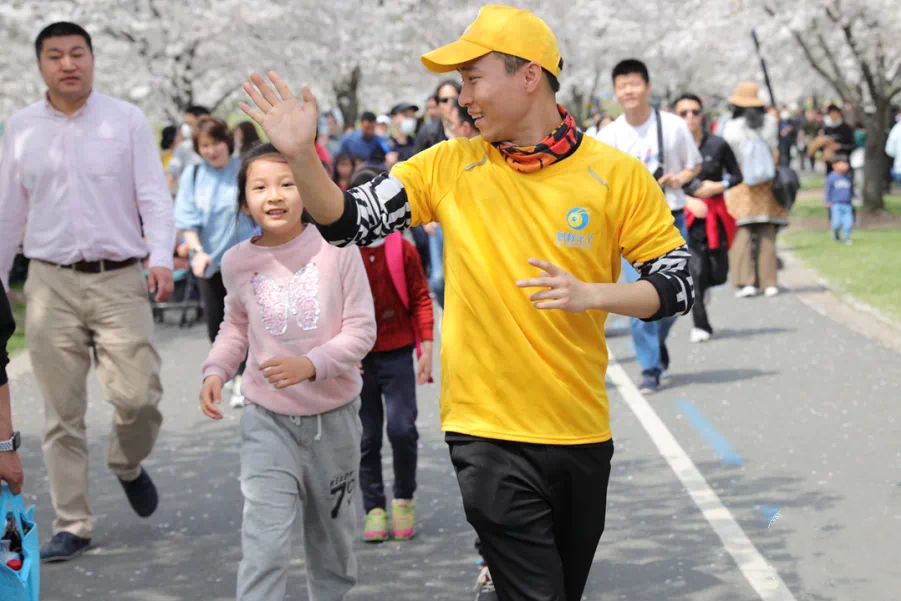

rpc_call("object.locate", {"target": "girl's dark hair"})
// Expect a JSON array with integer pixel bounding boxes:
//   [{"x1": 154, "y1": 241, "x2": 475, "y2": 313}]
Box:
[
  {"x1": 332, "y1": 152, "x2": 354, "y2": 183},
  {"x1": 732, "y1": 105, "x2": 765, "y2": 130},
  {"x1": 237, "y1": 142, "x2": 312, "y2": 225},
  {"x1": 193, "y1": 115, "x2": 235, "y2": 156},
  {"x1": 349, "y1": 166, "x2": 386, "y2": 188},
  {"x1": 235, "y1": 122, "x2": 262, "y2": 155}
]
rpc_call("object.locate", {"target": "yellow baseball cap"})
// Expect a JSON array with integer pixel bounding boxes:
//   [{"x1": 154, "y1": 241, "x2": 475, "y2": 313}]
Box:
[{"x1": 421, "y1": 5, "x2": 562, "y2": 77}]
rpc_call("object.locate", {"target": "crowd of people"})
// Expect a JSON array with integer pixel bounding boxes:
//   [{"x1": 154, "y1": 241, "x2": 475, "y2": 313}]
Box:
[{"x1": 1, "y1": 8, "x2": 901, "y2": 601}]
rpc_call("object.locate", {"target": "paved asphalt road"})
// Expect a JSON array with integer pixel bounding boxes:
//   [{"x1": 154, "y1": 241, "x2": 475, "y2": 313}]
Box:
[{"x1": 9, "y1": 269, "x2": 900, "y2": 600}]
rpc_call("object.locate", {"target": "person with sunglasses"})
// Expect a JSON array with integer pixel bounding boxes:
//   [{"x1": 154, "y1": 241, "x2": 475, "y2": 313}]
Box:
[
  {"x1": 413, "y1": 80, "x2": 461, "y2": 155},
  {"x1": 674, "y1": 94, "x2": 743, "y2": 343}
]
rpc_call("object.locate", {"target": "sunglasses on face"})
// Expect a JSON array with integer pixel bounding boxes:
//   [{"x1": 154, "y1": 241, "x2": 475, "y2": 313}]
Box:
[
  {"x1": 438, "y1": 96, "x2": 458, "y2": 104},
  {"x1": 679, "y1": 109, "x2": 702, "y2": 117}
]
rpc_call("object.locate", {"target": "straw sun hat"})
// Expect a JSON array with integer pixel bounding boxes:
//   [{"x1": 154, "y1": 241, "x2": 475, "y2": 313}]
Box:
[{"x1": 729, "y1": 81, "x2": 765, "y2": 108}]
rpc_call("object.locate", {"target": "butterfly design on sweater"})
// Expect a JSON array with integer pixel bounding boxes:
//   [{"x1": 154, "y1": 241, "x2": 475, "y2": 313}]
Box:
[{"x1": 251, "y1": 264, "x2": 320, "y2": 336}]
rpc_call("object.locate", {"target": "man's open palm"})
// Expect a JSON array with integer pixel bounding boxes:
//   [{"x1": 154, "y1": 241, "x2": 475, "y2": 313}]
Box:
[{"x1": 239, "y1": 71, "x2": 318, "y2": 160}]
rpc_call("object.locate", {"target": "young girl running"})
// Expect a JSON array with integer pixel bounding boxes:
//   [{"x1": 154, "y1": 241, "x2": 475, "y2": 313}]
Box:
[{"x1": 199, "y1": 143, "x2": 376, "y2": 601}]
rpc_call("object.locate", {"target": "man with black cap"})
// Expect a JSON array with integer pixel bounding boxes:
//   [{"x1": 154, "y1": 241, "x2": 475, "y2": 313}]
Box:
[
  {"x1": 386, "y1": 102, "x2": 420, "y2": 165},
  {"x1": 239, "y1": 6, "x2": 694, "y2": 600},
  {"x1": 822, "y1": 104, "x2": 855, "y2": 175}
]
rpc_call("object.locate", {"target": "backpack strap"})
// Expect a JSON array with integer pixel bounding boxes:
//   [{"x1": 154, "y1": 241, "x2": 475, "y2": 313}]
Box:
[
  {"x1": 384, "y1": 233, "x2": 423, "y2": 359},
  {"x1": 655, "y1": 108, "x2": 665, "y2": 169}
]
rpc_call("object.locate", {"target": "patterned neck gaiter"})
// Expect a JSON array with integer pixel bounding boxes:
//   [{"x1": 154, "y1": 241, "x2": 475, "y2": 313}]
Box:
[{"x1": 492, "y1": 105, "x2": 583, "y2": 174}]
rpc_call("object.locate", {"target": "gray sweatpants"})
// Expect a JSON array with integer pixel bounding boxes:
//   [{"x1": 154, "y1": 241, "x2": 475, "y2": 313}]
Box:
[{"x1": 237, "y1": 399, "x2": 362, "y2": 601}]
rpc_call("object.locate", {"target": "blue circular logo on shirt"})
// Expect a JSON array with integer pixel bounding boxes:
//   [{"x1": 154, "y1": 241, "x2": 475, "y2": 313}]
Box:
[{"x1": 566, "y1": 208, "x2": 589, "y2": 230}]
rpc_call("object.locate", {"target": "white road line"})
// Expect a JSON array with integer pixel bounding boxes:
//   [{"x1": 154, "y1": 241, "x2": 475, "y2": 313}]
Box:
[{"x1": 606, "y1": 346, "x2": 796, "y2": 601}]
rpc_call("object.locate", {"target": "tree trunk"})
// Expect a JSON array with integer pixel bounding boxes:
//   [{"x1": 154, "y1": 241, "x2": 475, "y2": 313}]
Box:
[
  {"x1": 335, "y1": 65, "x2": 362, "y2": 130},
  {"x1": 568, "y1": 85, "x2": 586, "y2": 127},
  {"x1": 862, "y1": 100, "x2": 891, "y2": 213}
]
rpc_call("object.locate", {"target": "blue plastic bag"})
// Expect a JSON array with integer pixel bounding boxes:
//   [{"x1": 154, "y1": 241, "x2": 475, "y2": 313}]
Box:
[{"x1": 0, "y1": 484, "x2": 39, "y2": 601}]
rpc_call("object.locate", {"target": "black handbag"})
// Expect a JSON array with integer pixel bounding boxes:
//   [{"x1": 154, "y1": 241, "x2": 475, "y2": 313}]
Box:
[{"x1": 772, "y1": 165, "x2": 800, "y2": 211}]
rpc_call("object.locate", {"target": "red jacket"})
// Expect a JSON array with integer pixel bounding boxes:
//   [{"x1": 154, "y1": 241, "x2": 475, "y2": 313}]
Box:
[
  {"x1": 686, "y1": 195, "x2": 737, "y2": 249},
  {"x1": 359, "y1": 235, "x2": 434, "y2": 354}
]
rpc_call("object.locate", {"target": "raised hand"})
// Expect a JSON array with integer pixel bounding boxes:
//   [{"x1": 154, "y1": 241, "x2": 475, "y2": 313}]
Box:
[{"x1": 239, "y1": 71, "x2": 318, "y2": 160}]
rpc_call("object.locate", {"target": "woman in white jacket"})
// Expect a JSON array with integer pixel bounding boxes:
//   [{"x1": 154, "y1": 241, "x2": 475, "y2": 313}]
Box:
[{"x1": 721, "y1": 82, "x2": 787, "y2": 298}]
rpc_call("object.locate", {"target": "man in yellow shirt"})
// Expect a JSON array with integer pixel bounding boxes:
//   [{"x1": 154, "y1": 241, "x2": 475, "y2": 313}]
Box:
[{"x1": 240, "y1": 6, "x2": 693, "y2": 600}]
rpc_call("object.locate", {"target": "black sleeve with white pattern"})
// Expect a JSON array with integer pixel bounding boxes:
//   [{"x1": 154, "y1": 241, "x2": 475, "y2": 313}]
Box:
[
  {"x1": 632, "y1": 245, "x2": 695, "y2": 322},
  {"x1": 313, "y1": 172, "x2": 412, "y2": 247}
]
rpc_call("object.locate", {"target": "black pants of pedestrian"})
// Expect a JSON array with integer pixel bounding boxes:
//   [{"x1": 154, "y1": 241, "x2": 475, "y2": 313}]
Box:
[
  {"x1": 449, "y1": 437, "x2": 614, "y2": 601},
  {"x1": 359, "y1": 345, "x2": 419, "y2": 512},
  {"x1": 197, "y1": 271, "x2": 245, "y2": 376},
  {"x1": 688, "y1": 219, "x2": 728, "y2": 335}
]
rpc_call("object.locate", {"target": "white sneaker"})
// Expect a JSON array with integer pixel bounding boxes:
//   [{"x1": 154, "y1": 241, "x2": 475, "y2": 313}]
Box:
[
  {"x1": 690, "y1": 328, "x2": 712, "y2": 343},
  {"x1": 229, "y1": 375, "x2": 246, "y2": 408},
  {"x1": 735, "y1": 285, "x2": 758, "y2": 298},
  {"x1": 764, "y1": 286, "x2": 780, "y2": 297}
]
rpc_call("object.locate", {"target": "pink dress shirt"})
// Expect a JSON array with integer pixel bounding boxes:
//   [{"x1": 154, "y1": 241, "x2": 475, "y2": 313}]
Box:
[{"x1": 0, "y1": 91, "x2": 175, "y2": 287}]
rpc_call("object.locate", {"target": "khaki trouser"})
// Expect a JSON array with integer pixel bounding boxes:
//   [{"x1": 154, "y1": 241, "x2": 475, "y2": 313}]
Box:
[
  {"x1": 24, "y1": 260, "x2": 163, "y2": 539},
  {"x1": 729, "y1": 223, "x2": 778, "y2": 289}
]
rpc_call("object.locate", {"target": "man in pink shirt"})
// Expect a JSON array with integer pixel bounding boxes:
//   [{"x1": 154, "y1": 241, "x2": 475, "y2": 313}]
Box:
[{"x1": 0, "y1": 21, "x2": 175, "y2": 562}]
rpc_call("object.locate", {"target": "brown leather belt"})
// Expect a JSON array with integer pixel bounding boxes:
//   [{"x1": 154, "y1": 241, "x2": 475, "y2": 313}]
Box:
[{"x1": 37, "y1": 257, "x2": 139, "y2": 274}]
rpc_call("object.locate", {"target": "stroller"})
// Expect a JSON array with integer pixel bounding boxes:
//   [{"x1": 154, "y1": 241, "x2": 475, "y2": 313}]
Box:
[{"x1": 145, "y1": 266, "x2": 202, "y2": 327}]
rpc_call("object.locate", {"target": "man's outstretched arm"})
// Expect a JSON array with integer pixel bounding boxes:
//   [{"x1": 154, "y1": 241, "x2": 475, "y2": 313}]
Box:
[
  {"x1": 240, "y1": 71, "x2": 410, "y2": 246},
  {"x1": 516, "y1": 245, "x2": 694, "y2": 319}
]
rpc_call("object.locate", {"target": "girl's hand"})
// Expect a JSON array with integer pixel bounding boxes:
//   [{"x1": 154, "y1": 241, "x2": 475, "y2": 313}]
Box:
[
  {"x1": 260, "y1": 357, "x2": 316, "y2": 389},
  {"x1": 417, "y1": 341, "x2": 434, "y2": 385},
  {"x1": 200, "y1": 376, "x2": 224, "y2": 420},
  {"x1": 239, "y1": 71, "x2": 318, "y2": 161}
]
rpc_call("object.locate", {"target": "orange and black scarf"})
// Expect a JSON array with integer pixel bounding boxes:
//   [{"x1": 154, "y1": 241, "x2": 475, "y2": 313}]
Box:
[{"x1": 492, "y1": 105, "x2": 582, "y2": 173}]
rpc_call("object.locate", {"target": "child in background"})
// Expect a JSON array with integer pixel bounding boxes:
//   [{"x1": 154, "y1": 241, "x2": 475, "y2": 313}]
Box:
[
  {"x1": 332, "y1": 153, "x2": 354, "y2": 191},
  {"x1": 350, "y1": 167, "x2": 434, "y2": 543},
  {"x1": 199, "y1": 143, "x2": 376, "y2": 601},
  {"x1": 825, "y1": 153, "x2": 857, "y2": 245}
]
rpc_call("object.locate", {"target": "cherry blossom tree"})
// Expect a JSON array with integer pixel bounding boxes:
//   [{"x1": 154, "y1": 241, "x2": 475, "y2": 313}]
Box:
[{"x1": 750, "y1": 0, "x2": 901, "y2": 211}]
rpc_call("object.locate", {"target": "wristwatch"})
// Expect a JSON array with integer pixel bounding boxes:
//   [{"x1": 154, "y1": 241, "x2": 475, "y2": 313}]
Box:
[{"x1": 0, "y1": 432, "x2": 20, "y2": 452}]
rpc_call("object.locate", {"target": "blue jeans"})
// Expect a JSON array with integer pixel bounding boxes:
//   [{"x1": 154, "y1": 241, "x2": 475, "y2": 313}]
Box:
[
  {"x1": 427, "y1": 225, "x2": 445, "y2": 309},
  {"x1": 830, "y1": 203, "x2": 854, "y2": 240},
  {"x1": 620, "y1": 212, "x2": 688, "y2": 375}
]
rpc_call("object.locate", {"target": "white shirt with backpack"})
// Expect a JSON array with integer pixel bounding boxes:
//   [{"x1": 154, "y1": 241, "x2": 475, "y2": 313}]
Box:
[{"x1": 721, "y1": 113, "x2": 779, "y2": 185}]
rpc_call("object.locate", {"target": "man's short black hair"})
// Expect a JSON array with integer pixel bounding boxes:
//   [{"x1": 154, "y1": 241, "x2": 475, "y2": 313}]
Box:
[
  {"x1": 612, "y1": 59, "x2": 650, "y2": 84},
  {"x1": 674, "y1": 93, "x2": 703, "y2": 109},
  {"x1": 453, "y1": 98, "x2": 477, "y2": 130},
  {"x1": 360, "y1": 111, "x2": 377, "y2": 123},
  {"x1": 492, "y1": 52, "x2": 562, "y2": 94},
  {"x1": 160, "y1": 125, "x2": 178, "y2": 151},
  {"x1": 35, "y1": 22, "x2": 93, "y2": 59},
  {"x1": 186, "y1": 105, "x2": 211, "y2": 118},
  {"x1": 826, "y1": 103, "x2": 842, "y2": 114}
]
